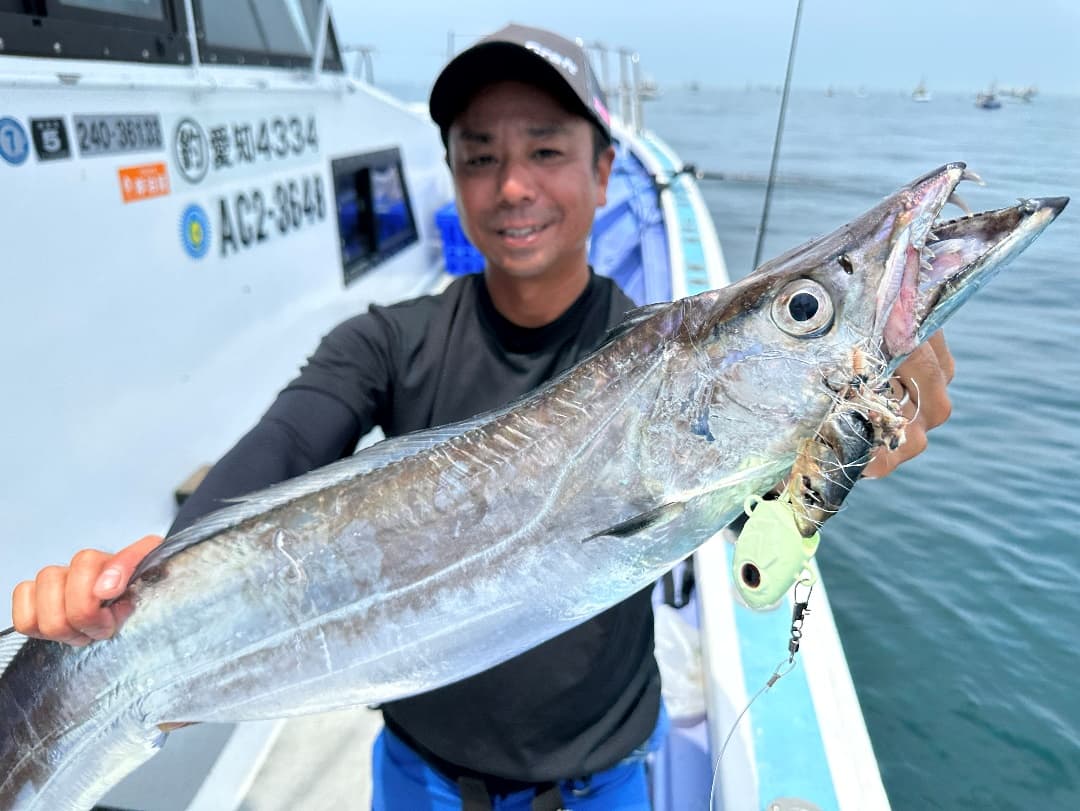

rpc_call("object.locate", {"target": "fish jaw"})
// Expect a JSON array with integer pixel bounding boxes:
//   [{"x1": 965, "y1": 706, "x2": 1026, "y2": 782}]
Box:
[
  {"x1": 862, "y1": 162, "x2": 967, "y2": 359},
  {"x1": 868, "y1": 172, "x2": 1068, "y2": 363},
  {"x1": 914, "y1": 196, "x2": 1069, "y2": 346}
]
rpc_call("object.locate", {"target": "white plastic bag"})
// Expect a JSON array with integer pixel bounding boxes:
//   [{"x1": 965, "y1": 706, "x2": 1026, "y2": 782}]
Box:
[{"x1": 653, "y1": 603, "x2": 707, "y2": 723}]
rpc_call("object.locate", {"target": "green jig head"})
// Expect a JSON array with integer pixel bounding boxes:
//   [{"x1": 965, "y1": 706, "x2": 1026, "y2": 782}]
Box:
[{"x1": 732, "y1": 494, "x2": 819, "y2": 611}]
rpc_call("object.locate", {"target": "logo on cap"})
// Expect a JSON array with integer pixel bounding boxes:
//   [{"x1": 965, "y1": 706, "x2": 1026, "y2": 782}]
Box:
[
  {"x1": 592, "y1": 98, "x2": 611, "y2": 126},
  {"x1": 524, "y1": 40, "x2": 578, "y2": 76}
]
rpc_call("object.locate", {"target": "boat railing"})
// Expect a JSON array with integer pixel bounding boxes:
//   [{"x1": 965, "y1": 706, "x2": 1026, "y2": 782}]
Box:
[
  {"x1": 310, "y1": 0, "x2": 332, "y2": 79},
  {"x1": 586, "y1": 41, "x2": 651, "y2": 134},
  {"x1": 340, "y1": 44, "x2": 377, "y2": 84}
]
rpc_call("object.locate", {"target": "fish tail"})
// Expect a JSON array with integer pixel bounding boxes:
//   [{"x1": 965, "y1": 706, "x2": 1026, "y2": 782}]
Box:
[{"x1": 0, "y1": 634, "x2": 163, "y2": 811}]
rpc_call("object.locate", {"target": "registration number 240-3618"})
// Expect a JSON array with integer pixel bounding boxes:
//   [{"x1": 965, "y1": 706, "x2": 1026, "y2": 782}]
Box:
[{"x1": 218, "y1": 173, "x2": 327, "y2": 256}]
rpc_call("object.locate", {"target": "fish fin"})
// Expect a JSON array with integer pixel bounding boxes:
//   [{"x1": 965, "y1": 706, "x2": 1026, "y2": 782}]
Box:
[
  {"x1": 131, "y1": 415, "x2": 496, "y2": 581},
  {"x1": 157, "y1": 721, "x2": 197, "y2": 732},
  {"x1": 0, "y1": 629, "x2": 27, "y2": 677},
  {"x1": 595, "y1": 302, "x2": 671, "y2": 351},
  {"x1": 583, "y1": 501, "x2": 686, "y2": 542}
]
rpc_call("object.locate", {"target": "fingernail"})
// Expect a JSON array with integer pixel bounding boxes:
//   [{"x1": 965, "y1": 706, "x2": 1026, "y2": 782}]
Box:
[{"x1": 96, "y1": 568, "x2": 122, "y2": 594}]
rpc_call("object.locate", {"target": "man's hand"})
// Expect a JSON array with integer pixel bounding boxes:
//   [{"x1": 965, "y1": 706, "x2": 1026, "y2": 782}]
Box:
[
  {"x1": 11, "y1": 534, "x2": 163, "y2": 646},
  {"x1": 863, "y1": 331, "x2": 956, "y2": 479}
]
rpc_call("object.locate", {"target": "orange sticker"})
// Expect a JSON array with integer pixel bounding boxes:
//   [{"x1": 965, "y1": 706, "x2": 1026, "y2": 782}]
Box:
[{"x1": 118, "y1": 162, "x2": 170, "y2": 203}]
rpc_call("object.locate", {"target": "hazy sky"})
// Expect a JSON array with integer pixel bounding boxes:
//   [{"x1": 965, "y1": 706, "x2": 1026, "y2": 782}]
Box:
[{"x1": 333, "y1": 0, "x2": 1080, "y2": 95}]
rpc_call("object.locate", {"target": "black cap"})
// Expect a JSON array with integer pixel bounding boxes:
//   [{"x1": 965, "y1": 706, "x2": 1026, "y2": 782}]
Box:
[{"x1": 429, "y1": 23, "x2": 611, "y2": 145}]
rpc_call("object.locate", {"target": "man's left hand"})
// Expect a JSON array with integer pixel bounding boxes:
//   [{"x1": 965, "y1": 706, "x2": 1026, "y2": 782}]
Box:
[{"x1": 863, "y1": 330, "x2": 955, "y2": 479}]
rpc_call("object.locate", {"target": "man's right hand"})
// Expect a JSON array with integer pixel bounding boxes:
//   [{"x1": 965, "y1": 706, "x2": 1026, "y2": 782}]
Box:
[{"x1": 11, "y1": 534, "x2": 163, "y2": 646}]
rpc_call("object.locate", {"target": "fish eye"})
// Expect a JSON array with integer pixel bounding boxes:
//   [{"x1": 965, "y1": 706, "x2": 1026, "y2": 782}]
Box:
[{"x1": 771, "y1": 279, "x2": 835, "y2": 338}]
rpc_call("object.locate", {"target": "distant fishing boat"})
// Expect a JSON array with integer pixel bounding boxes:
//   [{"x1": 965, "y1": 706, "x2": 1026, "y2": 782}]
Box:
[
  {"x1": 638, "y1": 76, "x2": 661, "y2": 100},
  {"x1": 912, "y1": 79, "x2": 932, "y2": 102},
  {"x1": 976, "y1": 91, "x2": 1003, "y2": 109},
  {"x1": 1000, "y1": 85, "x2": 1037, "y2": 103}
]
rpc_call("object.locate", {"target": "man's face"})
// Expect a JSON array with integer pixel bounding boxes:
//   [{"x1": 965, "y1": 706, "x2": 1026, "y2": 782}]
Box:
[{"x1": 448, "y1": 81, "x2": 614, "y2": 283}]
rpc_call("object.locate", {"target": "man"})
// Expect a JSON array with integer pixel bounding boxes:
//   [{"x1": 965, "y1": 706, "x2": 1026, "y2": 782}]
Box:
[{"x1": 10, "y1": 23, "x2": 955, "y2": 811}]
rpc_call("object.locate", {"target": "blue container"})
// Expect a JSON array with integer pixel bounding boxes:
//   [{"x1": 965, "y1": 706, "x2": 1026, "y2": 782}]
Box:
[{"x1": 435, "y1": 201, "x2": 485, "y2": 275}]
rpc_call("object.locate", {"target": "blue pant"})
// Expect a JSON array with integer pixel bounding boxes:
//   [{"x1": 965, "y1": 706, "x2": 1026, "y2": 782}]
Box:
[{"x1": 371, "y1": 707, "x2": 669, "y2": 811}]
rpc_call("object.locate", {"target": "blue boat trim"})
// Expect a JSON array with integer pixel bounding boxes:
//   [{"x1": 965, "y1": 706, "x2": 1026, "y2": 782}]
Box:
[{"x1": 636, "y1": 131, "x2": 712, "y2": 296}]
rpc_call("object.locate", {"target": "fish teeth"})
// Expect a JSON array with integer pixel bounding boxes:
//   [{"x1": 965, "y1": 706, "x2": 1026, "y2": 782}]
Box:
[
  {"x1": 918, "y1": 243, "x2": 936, "y2": 271},
  {"x1": 961, "y1": 168, "x2": 987, "y2": 186},
  {"x1": 947, "y1": 192, "x2": 972, "y2": 215}
]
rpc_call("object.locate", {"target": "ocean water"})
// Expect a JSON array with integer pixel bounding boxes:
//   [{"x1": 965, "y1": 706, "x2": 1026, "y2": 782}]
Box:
[{"x1": 646, "y1": 88, "x2": 1080, "y2": 810}]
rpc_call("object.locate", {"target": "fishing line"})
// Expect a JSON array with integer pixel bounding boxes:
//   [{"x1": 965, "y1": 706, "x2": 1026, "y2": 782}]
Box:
[
  {"x1": 706, "y1": 655, "x2": 798, "y2": 808},
  {"x1": 706, "y1": 580, "x2": 814, "y2": 809},
  {"x1": 693, "y1": 169, "x2": 883, "y2": 199},
  {"x1": 752, "y1": 0, "x2": 806, "y2": 270}
]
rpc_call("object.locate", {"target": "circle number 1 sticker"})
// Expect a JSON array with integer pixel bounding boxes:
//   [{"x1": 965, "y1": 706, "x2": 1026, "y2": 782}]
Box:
[{"x1": 0, "y1": 117, "x2": 30, "y2": 166}]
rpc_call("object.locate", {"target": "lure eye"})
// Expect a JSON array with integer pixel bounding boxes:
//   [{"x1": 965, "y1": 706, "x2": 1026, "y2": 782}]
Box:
[
  {"x1": 741, "y1": 563, "x2": 761, "y2": 589},
  {"x1": 771, "y1": 279, "x2": 835, "y2": 338}
]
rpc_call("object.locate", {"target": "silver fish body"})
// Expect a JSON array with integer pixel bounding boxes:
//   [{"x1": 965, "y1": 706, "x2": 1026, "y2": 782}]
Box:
[
  {"x1": 0, "y1": 301, "x2": 801, "y2": 810},
  {"x1": 0, "y1": 164, "x2": 1066, "y2": 809}
]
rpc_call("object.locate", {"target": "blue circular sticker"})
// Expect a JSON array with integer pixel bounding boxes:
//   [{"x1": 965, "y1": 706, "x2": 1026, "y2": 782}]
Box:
[
  {"x1": 180, "y1": 204, "x2": 211, "y2": 259},
  {"x1": 0, "y1": 117, "x2": 30, "y2": 166}
]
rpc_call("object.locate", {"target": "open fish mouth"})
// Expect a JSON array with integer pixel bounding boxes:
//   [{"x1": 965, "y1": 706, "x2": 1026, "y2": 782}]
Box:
[
  {"x1": 914, "y1": 195, "x2": 1069, "y2": 344},
  {"x1": 875, "y1": 162, "x2": 1068, "y2": 361}
]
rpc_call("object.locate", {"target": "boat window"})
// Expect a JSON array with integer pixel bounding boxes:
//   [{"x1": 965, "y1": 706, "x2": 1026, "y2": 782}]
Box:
[
  {"x1": 0, "y1": 0, "x2": 188, "y2": 63},
  {"x1": 0, "y1": 1, "x2": 341, "y2": 69},
  {"x1": 332, "y1": 148, "x2": 419, "y2": 285},
  {"x1": 193, "y1": 0, "x2": 342, "y2": 71},
  {"x1": 56, "y1": 0, "x2": 166, "y2": 21}
]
